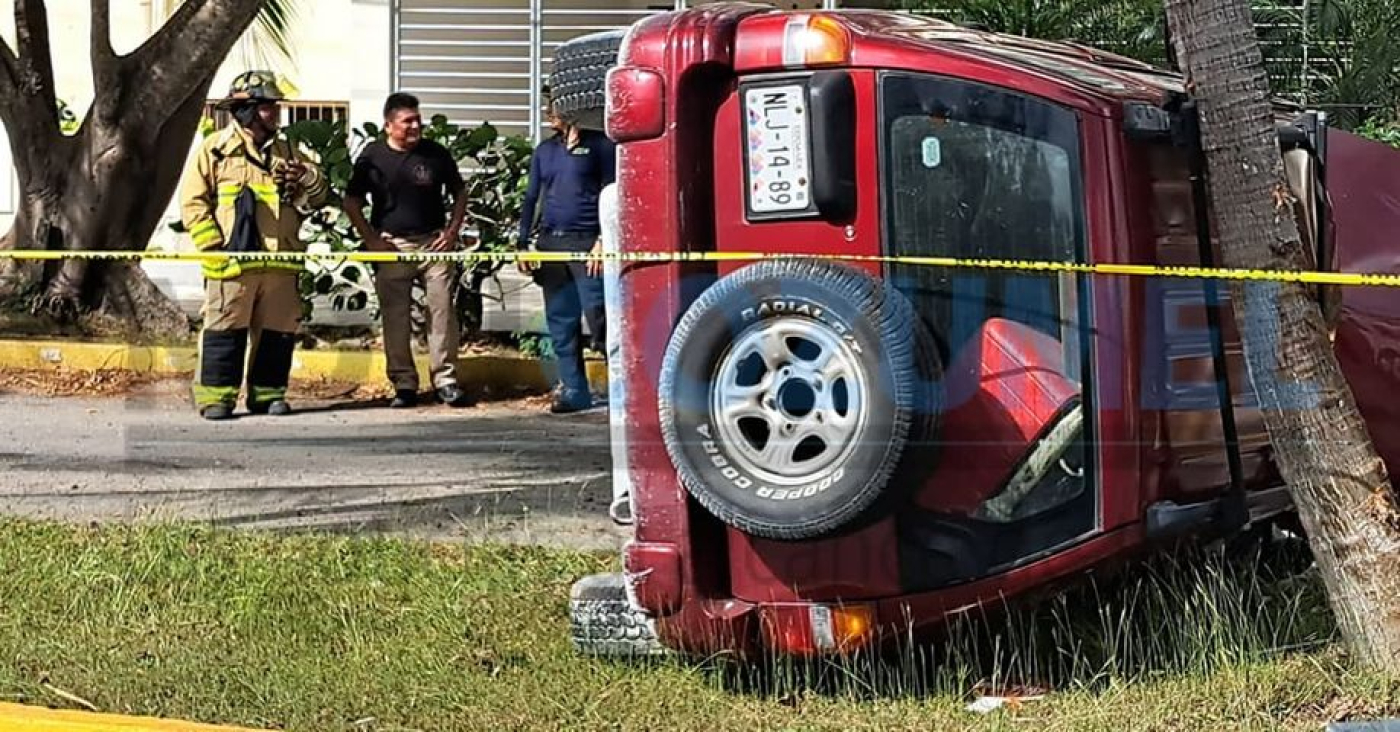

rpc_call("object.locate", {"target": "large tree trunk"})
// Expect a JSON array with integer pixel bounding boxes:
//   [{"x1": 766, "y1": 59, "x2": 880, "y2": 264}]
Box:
[
  {"x1": 0, "y1": 0, "x2": 268, "y2": 340},
  {"x1": 0, "y1": 91, "x2": 209, "y2": 340},
  {"x1": 1166, "y1": 0, "x2": 1400, "y2": 671}
]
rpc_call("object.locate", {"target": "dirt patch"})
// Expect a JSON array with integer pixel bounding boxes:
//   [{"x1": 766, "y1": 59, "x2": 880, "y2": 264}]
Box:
[
  {"x1": 0, "y1": 367, "x2": 569, "y2": 412},
  {"x1": 286, "y1": 374, "x2": 398, "y2": 402},
  {"x1": 301, "y1": 329, "x2": 534, "y2": 358},
  {"x1": 0, "y1": 367, "x2": 169, "y2": 398},
  {"x1": 0, "y1": 368, "x2": 401, "y2": 402}
]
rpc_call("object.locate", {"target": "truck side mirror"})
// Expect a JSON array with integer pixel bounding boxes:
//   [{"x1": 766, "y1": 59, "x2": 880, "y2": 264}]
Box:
[{"x1": 807, "y1": 71, "x2": 857, "y2": 222}]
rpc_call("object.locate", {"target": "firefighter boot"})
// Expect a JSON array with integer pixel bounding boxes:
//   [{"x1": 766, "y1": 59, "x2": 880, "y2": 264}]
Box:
[
  {"x1": 247, "y1": 329, "x2": 298, "y2": 415},
  {"x1": 194, "y1": 328, "x2": 248, "y2": 420}
]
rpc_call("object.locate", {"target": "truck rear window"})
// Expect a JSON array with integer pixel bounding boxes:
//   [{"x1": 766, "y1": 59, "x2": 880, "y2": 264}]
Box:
[{"x1": 879, "y1": 72, "x2": 1086, "y2": 362}]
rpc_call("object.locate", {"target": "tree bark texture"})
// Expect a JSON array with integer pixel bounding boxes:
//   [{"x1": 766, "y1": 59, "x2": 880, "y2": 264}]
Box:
[
  {"x1": 1166, "y1": 0, "x2": 1400, "y2": 672},
  {"x1": 0, "y1": 0, "x2": 267, "y2": 339}
]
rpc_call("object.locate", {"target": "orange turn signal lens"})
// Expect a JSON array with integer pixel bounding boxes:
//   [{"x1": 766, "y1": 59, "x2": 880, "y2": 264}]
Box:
[
  {"x1": 782, "y1": 14, "x2": 852, "y2": 68},
  {"x1": 763, "y1": 603, "x2": 876, "y2": 657},
  {"x1": 810, "y1": 603, "x2": 874, "y2": 653}
]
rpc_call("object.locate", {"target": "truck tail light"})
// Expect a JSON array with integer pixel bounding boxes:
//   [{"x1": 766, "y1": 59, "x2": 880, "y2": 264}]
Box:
[
  {"x1": 762, "y1": 603, "x2": 876, "y2": 656},
  {"x1": 782, "y1": 14, "x2": 851, "y2": 68},
  {"x1": 606, "y1": 66, "x2": 666, "y2": 143}
]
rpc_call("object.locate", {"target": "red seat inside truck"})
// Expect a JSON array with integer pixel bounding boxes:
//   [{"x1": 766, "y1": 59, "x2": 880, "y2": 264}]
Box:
[{"x1": 916, "y1": 318, "x2": 1081, "y2": 516}]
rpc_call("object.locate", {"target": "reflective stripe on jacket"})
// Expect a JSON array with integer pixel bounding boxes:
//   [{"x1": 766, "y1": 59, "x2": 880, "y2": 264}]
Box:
[{"x1": 179, "y1": 123, "x2": 329, "y2": 280}]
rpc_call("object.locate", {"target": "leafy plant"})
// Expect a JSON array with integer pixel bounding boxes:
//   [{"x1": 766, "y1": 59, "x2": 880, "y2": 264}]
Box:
[
  {"x1": 419, "y1": 115, "x2": 536, "y2": 338},
  {"x1": 1356, "y1": 115, "x2": 1400, "y2": 148},
  {"x1": 898, "y1": 0, "x2": 1171, "y2": 66},
  {"x1": 279, "y1": 118, "x2": 370, "y2": 322},
  {"x1": 898, "y1": 0, "x2": 1400, "y2": 128},
  {"x1": 513, "y1": 329, "x2": 555, "y2": 360},
  {"x1": 1253, "y1": 0, "x2": 1400, "y2": 129}
]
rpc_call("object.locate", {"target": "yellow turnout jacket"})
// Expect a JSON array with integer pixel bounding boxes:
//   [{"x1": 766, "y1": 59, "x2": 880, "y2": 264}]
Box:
[{"x1": 179, "y1": 123, "x2": 329, "y2": 279}]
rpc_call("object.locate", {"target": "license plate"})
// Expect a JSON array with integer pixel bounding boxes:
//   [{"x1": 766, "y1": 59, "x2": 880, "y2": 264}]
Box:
[{"x1": 744, "y1": 84, "x2": 812, "y2": 215}]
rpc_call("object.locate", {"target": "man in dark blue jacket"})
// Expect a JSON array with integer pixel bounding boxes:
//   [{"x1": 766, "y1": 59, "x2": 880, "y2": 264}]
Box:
[{"x1": 518, "y1": 90, "x2": 617, "y2": 414}]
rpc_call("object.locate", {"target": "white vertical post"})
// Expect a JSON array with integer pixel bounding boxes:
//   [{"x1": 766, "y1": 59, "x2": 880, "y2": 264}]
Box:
[
  {"x1": 530, "y1": 0, "x2": 544, "y2": 143},
  {"x1": 389, "y1": 0, "x2": 401, "y2": 96},
  {"x1": 1300, "y1": 0, "x2": 1311, "y2": 106}
]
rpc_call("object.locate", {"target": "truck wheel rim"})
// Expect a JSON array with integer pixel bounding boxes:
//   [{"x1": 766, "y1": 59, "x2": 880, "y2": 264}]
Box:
[{"x1": 710, "y1": 316, "x2": 868, "y2": 487}]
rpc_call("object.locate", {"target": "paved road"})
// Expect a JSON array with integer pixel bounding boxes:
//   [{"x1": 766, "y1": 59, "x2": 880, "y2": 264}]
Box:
[{"x1": 0, "y1": 386, "x2": 629, "y2": 551}]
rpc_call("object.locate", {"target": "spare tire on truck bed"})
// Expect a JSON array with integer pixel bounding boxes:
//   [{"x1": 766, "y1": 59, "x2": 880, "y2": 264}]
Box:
[
  {"x1": 658, "y1": 260, "x2": 943, "y2": 541},
  {"x1": 549, "y1": 29, "x2": 626, "y2": 131}
]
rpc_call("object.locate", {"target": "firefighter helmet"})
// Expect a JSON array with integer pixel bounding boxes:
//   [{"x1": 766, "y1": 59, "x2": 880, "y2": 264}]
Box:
[{"x1": 215, "y1": 71, "x2": 287, "y2": 109}]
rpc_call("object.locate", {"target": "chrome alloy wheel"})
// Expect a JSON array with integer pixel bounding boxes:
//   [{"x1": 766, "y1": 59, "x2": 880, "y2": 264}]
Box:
[{"x1": 710, "y1": 316, "x2": 869, "y2": 487}]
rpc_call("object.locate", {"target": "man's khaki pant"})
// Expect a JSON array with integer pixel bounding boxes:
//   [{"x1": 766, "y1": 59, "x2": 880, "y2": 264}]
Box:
[
  {"x1": 193, "y1": 268, "x2": 302, "y2": 410},
  {"x1": 374, "y1": 231, "x2": 460, "y2": 392}
]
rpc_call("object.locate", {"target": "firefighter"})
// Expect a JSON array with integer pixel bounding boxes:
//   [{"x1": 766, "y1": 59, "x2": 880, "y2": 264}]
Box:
[{"x1": 180, "y1": 70, "x2": 329, "y2": 420}]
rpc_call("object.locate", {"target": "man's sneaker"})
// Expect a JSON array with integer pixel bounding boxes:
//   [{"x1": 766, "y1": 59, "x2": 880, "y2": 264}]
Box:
[
  {"x1": 550, "y1": 390, "x2": 594, "y2": 414},
  {"x1": 437, "y1": 384, "x2": 473, "y2": 408},
  {"x1": 390, "y1": 389, "x2": 418, "y2": 409},
  {"x1": 200, "y1": 404, "x2": 234, "y2": 421},
  {"x1": 438, "y1": 383, "x2": 474, "y2": 408}
]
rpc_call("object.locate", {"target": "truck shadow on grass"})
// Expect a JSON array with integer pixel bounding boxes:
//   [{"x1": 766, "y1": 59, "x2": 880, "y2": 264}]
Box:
[{"x1": 656, "y1": 535, "x2": 1335, "y2": 703}]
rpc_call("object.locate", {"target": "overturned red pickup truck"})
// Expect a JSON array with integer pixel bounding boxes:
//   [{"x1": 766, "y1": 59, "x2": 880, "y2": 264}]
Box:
[{"x1": 556, "y1": 4, "x2": 1400, "y2": 659}]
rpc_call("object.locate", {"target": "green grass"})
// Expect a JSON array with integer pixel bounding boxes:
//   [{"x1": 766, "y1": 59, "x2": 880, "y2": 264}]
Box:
[{"x1": 0, "y1": 518, "x2": 1397, "y2": 731}]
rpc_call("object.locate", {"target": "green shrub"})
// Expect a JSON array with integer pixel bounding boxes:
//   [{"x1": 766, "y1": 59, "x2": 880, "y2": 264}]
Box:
[{"x1": 1356, "y1": 115, "x2": 1400, "y2": 149}]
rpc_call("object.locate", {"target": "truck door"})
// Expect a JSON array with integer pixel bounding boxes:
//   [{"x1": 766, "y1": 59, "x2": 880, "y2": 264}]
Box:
[{"x1": 877, "y1": 71, "x2": 1100, "y2": 586}]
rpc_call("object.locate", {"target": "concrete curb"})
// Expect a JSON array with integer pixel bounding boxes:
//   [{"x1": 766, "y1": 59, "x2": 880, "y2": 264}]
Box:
[
  {"x1": 0, "y1": 702, "x2": 265, "y2": 730},
  {"x1": 0, "y1": 339, "x2": 607, "y2": 393}
]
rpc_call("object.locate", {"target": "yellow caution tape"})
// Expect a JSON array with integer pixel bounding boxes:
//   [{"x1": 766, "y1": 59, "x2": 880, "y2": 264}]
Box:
[
  {"x1": 0, "y1": 249, "x2": 1397, "y2": 287},
  {"x1": 0, "y1": 701, "x2": 266, "y2": 730}
]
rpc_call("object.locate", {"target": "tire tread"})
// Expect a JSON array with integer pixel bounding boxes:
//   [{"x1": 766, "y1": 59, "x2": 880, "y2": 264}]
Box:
[
  {"x1": 549, "y1": 30, "x2": 626, "y2": 131},
  {"x1": 569, "y1": 573, "x2": 669, "y2": 657},
  {"x1": 658, "y1": 259, "x2": 942, "y2": 540}
]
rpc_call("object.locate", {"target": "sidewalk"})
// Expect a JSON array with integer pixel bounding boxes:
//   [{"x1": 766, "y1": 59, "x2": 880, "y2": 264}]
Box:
[
  {"x1": 0, "y1": 338, "x2": 606, "y2": 393},
  {"x1": 0, "y1": 387, "x2": 623, "y2": 550}
]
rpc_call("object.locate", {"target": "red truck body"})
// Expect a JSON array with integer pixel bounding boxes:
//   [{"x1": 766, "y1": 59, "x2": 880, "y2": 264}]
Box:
[{"x1": 585, "y1": 3, "x2": 1400, "y2": 659}]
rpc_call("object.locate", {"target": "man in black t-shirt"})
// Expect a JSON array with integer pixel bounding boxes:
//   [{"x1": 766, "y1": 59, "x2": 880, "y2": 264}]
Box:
[{"x1": 345, "y1": 92, "x2": 472, "y2": 408}]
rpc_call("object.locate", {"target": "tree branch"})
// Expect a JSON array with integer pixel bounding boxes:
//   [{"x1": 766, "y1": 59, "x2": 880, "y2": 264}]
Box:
[
  {"x1": 10, "y1": 0, "x2": 58, "y2": 143},
  {"x1": 91, "y1": 0, "x2": 112, "y2": 59},
  {"x1": 0, "y1": 36, "x2": 20, "y2": 103},
  {"x1": 130, "y1": 0, "x2": 265, "y2": 124},
  {"x1": 91, "y1": 0, "x2": 120, "y2": 123},
  {"x1": 132, "y1": 0, "x2": 207, "y2": 62},
  {"x1": 14, "y1": 0, "x2": 55, "y2": 100}
]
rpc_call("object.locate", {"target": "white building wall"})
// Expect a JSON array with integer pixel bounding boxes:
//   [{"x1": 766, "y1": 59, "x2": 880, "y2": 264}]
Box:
[{"x1": 351, "y1": 0, "x2": 395, "y2": 130}]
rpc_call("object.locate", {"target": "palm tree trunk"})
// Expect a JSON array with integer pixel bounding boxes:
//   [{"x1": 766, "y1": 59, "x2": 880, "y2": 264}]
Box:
[{"x1": 1165, "y1": 0, "x2": 1400, "y2": 671}]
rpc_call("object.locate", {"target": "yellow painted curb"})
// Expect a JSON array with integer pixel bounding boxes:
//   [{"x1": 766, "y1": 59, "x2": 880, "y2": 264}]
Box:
[
  {"x1": 0, "y1": 339, "x2": 607, "y2": 392},
  {"x1": 0, "y1": 702, "x2": 263, "y2": 731},
  {"x1": 0, "y1": 340, "x2": 197, "y2": 374}
]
